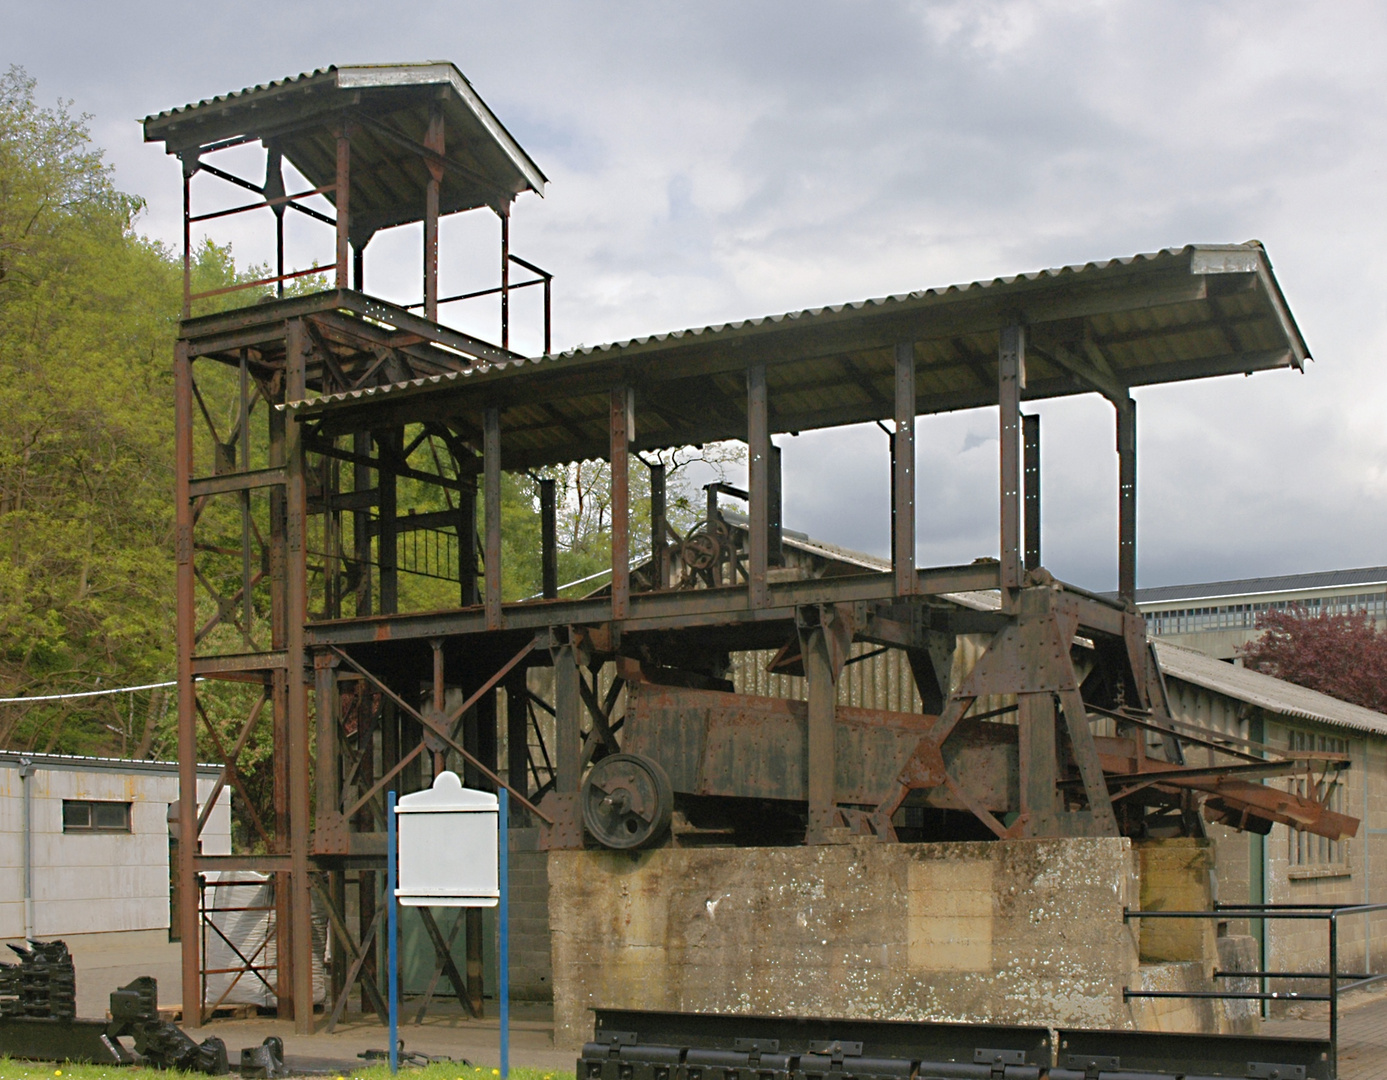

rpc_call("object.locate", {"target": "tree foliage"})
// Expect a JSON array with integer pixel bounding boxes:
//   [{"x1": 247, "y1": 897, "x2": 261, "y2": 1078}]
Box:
[{"x1": 1239, "y1": 606, "x2": 1387, "y2": 714}]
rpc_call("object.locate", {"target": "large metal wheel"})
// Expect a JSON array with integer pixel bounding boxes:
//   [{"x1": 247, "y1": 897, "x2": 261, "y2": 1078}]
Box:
[{"x1": 581, "y1": 753, "x2": 674, "y2": 850}]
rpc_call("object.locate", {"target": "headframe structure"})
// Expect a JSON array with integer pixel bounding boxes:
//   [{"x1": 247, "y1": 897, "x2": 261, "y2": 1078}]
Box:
[{"x1": 147, "y1": 64, "x2": 1353, "y2": 1033}]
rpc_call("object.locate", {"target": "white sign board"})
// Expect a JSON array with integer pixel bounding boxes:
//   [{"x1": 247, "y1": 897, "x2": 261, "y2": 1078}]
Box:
[{"x1": 394, "y1": 771, "x2": 498, "y2": 907}]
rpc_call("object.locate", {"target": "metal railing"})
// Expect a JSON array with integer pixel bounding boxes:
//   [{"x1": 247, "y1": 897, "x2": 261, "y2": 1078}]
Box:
[{"x1": 1122, "y1": 900, "x2": 1387, "y2": 1079}]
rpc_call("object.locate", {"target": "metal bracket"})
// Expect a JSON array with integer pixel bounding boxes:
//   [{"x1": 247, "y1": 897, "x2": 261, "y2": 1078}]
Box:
[
  {"x1": 808, "y1": 1040, "x2": 863, "y2": 1063},
  {"x1": 1247, "y1": 1065, "x2": 1306, "y2": 1080},
  {"x1": 977, "y1": 1048, "x2": 1028, "y2": 1070},
  {"x1": 1062, "y1": 1055, "x2": 1120, "y2": 1076},
  {"x1": 594, "y1": 1031, "x2": 637, "y2": 1058}
]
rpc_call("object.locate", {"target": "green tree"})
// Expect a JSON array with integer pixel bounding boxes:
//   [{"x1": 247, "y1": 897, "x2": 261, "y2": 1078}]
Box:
[{"x1": 0, "y1": 66, "x2": 183, "y2": 753}]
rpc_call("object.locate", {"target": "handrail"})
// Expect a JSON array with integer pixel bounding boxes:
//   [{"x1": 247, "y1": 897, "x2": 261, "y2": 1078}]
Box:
[{"x1": 1121, "y1": 900, "x2": 1387, "y2": 1079}]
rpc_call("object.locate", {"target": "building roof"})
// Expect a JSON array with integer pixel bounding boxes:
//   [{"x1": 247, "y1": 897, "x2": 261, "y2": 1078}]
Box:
[
  {"x1": 280, "y1": 242, "x2": 1310, "y2": 470},
  {"x1": 1135, "y1": 566, "x2": 1387, "y2": 607},
  {"x1": 0, "y1": 750, "x2": 221, "y2": 776},
  {"x1": 1154, "y1": 639, "x2": 1387, "y2": 736},
  {"x1": 143, "y1": 63, "x2": 546, "y2": 237}
]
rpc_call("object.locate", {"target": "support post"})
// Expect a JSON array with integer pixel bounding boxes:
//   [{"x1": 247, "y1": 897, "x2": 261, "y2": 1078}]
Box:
[
  {"x1": 539, "y1": 478, "x2": 558, "y2": 599},
  {"x1": 998, "y1": 324, "x2": 1024, "y2": 604},
  {"x1": 335, "y1": 125, "x2": 351, "y2": 289},
  {"x1": 1023, "y1": 412, "x2": 1041, "y2": 572},
  {"x1": 458, "y1": 476, "x2": 479, "y2": 608},
  {"x1": 174, "y1": 340, "x2": 200, "y2": 1027},
  {"x1": 552, "y1": 639, "x2": 581, "y2": 795},
  {"x1": 1117, "y1": 396, "x2": 1137, "y2": 603},
  {"x1": 610, "y1": 388, "x2": 631, "y2": 620},
  {"x1": 747, "y1": 363, "x2": 770, "y2": 608},
  {"x1": 423, "y1": 101, "x2": 444, "y2": 321},
  {"x1": 505, "y1": 676, "x2": 529, "y2": 818},
  {"x1": 284, "y1": 319, "x2": 315, "y2": 1033},
  {"x1": 378, "y1": 430, "x2": 399, "y2": 615},
  {"x1": 799, "y1": 606, "x2": 852, "y2": 845},
  {"x1": 484, "y1": 408, "x2": 502, "y2": 630},
  {"x1": 353, "y1": 432, "x2": 373, "y2": 615},
  {"x1": 649, "y1": 462, "x2": 666, "y2": 591},
  {"x1": 769, "y1": 445, "x2": 783, "y2": 567},
  {"x1": 500, "y1": 210, "x2": 510, "y2": 351},
  {"x1": 893, "y1": 342, "x2": 916, "y2": 595}
]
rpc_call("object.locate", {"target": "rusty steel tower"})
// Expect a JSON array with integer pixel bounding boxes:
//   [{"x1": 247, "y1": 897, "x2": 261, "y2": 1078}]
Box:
[{"x1": 146, "y1": 63, "x2": 1355, "y2": 1034}]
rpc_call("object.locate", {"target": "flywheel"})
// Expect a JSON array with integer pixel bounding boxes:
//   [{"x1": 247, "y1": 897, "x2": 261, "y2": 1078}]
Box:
[{"x1": 581, "y1": 753, "x2": 674, "y2": 850}]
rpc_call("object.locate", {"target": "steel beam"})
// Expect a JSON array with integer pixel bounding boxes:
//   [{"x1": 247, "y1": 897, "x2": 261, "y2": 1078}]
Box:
[
  {"x1": 648, "y1": 463, "x2": 666, "y2": 591},
  {"x1": 610, "y1": 388, "x2": 631, "y2": 620},
  {"x1": 485, "y1": 408, "x2": 503, "y2": 629},
  {"x1": 540, "y1": 478, "x2": 558, "y2": 599},
  {"x1": 1022, "y1": 412, "x2": 1040, "y2": 571},
  {"x1": 998, "y1": 324, "x2": 1024, "y2": 604},
  {"x1": 423, "y1": 102, "x2": 443, "y2": 322},
  {"x1": 284, "y1": 319, "x2": 315, "y2": 1032},
  {"x1": 747, "y1": 363, "x2": 770, "y2": 608},
  {"x1": 1117, "y1": 396, "x2": 1137, "y2": 603},
  {"x1": 893, "y1": 342, "x2": 916, "y2": 595},
  {"x1": 174, "y1": 340, "x2": 200, "y2": 1028},
  {"x1": 335, "y1": 127, "x2": 351, "y2": 288}
]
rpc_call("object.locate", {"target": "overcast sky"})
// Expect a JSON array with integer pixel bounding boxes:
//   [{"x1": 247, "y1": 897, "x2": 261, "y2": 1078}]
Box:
[{"x1": 6, "y1": 1, "x2": 1386, "y2": 593}]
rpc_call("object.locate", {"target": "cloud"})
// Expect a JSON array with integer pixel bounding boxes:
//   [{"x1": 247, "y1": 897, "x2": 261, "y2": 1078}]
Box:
[{"x1": 5, "y1": 0, "x2": 1387, "y2": 591}]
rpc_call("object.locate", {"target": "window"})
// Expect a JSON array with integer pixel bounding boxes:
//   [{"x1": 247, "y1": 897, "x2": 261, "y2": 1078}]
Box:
[
  {"x1": 1287, "y1": 731, "x2": 1349, "y2": 869},
  {"x1": 62, "y1": 800, "x2": 132, "y2": 833}
]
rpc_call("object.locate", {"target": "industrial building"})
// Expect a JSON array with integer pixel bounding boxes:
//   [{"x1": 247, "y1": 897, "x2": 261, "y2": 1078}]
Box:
[
  {"x1": 140, "y1": 61, "x2": 1373, "y2": 1058},
  {"x1": 0, "y1": 751, "x2": 230, "y2": 1017},
  {"x1": 1137, "y1": 567, "x2": 1387, "y2": 659}
]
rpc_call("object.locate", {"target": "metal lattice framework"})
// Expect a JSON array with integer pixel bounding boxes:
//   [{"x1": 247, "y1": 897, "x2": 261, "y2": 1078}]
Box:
[{"x1": 147, "y1": 64, "x2": 1356, "y2": 1034}]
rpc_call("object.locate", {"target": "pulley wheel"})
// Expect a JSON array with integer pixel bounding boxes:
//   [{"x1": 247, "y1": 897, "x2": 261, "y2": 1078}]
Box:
[
  {"x1": 581, "y1": 753, "x2": 674, "y2": 850},
  {"x1": 681, "y1": 531, "x2": 722, "y2": 571}
]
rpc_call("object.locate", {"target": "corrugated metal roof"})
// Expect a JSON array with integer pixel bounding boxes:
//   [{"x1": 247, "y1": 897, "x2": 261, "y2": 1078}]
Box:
[
  {"x1": 277, "y1": 242, "x2": 1311, "y2": 470},
  {"x1": 144, "y1": 63, "x2": 545, "y2": 234},
  {"x1": 1154, "y1": 640, "x2": 1387, "y2": 736},
  {"x1": 1135, "y1": 566, "x2": 1387, "y2": 606}
]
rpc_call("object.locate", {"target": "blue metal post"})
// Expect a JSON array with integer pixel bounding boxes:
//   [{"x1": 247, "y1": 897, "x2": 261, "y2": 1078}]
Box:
[
  {"x1": 388, "y1": 790, "x2": 398, "y2": 1075},
  {"x1": 499, "y1": 792, "x2": 509, "y2": 1078}
]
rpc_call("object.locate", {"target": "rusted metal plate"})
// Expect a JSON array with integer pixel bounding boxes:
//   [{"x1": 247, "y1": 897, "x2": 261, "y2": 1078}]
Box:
[{"x1": 623, "y1": 684, "x2": 1017, "y2": 811}]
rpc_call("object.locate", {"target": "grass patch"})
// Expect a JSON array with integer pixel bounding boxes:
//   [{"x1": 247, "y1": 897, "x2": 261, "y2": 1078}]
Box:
[{"x1": 0, "y1": 1063, "x2": 573, "y2": 1080}]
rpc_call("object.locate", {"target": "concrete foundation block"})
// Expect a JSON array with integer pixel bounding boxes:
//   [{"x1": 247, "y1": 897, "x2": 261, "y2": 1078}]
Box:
[{"x1": 549, "y1": 837, "x2": 1144, "y2": 1048}]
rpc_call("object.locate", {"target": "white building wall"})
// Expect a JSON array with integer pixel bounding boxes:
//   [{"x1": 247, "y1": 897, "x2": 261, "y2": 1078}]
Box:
[{"x1": 0, "y1": 759, "x2": 229, "y2": 941}]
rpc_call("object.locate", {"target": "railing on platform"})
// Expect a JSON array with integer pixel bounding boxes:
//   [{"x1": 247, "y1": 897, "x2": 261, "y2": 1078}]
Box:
[{"x1": 1122, "y1": 900, "x2": 1387, "y2": 1080}]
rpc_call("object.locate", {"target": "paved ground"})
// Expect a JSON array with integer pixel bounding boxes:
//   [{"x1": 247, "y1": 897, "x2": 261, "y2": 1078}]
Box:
[
  {"x1": 185, "y1": 1002, "x2": 575, "y2": 1076},
  {"x1": 130, "y1": 988, "x2": 1387, "y2": 1079},
  {"x1": 1262, "y1": 987, "x2": 1387, "y2": 1080}
]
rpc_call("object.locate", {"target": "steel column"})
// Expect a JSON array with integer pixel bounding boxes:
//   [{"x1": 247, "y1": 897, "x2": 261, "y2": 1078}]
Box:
[
  {"x1": 539, "y1": 478, "x2": 558, "y2": 599},
  {"x1": 893, "y1": 342, "x2": 916, "y2": 595},
  {"x1": 377, "y1": 430, "x2": 399, "y2": 615},
  {"x1": 747, "y1": 363, "x2": 770, "y2": 608},
  {"x1": 1023, "y1": 412, "x2": 1040, "y2": 572},
  {"x1": 505, "y1": 676, "x2": 529, "y2": 817},
  {"x1": 485, "y1": 408, "x2": 503, "y2": 629},
  {"x1": 998, "y1": 324, "x2": 1024, "y2": 603},
  {"x1": 552, "y1": 639, "x2": 582, "y2": 796},
  {"x1": 335, "y1": 126, "x2": 351, "y2": 289},
  {"x1": 284, "y1": 319, "x2": 315, "y2": 1032},
  {"x1": 423, "y1": 101, "x2": 443, "y2": 322},
  {"x1": 174, "y1": 340, "x2": 200, "y2": 1027},
  {"x1": 500, "y1": 211, "x2": 510, "y2": 351},
  {"x1": 1117, "y1": 396, "x2": 1137, "y2": 603},
  {"x1": 649, "y1": 463, "x2": 666, "y2": 591},
  {"x1": 610, "y1": 389, "x2": 631, "y2": 620}
]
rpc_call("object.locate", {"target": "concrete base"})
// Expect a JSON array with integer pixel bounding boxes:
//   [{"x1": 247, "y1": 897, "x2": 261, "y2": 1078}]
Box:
[{"x1": 549, "y1": 838, "x2": 1145, "y2": 1049}]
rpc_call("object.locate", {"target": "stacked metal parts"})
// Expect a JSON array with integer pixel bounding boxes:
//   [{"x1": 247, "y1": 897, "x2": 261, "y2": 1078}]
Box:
[
  {"x1": 1, "y1": 940, "x2": 76, "y2": 1020},
  {"x1": 0, "y1": 939, "x2": 228, "y2": 1071}
]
